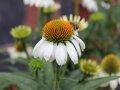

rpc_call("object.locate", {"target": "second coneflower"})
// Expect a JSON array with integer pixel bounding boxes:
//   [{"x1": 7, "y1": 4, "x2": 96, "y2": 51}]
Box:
[
  {"x1": 32, "y1": 20, "x2": 86, "y2": 65},
  {"x1": 99, "y1": 54, "x2": 120, "y2": 90}
]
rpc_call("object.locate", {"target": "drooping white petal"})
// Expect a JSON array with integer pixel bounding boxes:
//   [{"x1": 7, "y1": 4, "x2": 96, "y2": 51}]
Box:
[
  {"x1": 55, "y1": 43, "x2": 67, "y2": 66},
  {"x1": 43, "y1": 42, "x2": 54, "y2": 61},
  {"x1": 73, "y1": 35, "x2": 85, "y2": 51},
  {"x1": 32, "y1": 39, "x2": 45, "y2": 58},
  {"x1": 32, "y1": 38, "x2": 45, "y2": 55},
  {"x1": 35, "y1": 40, "x2": 48, "y2": 59},
  {"x1": 71, "y1": 39, "x2": 81, "y2": 57},
  {"x1": 49, "y1": 44, "x2": 57, "y2": 62},
  {"x1": 110, "y1": 80, "x2": 118, "y2": 90},
  {"x1": 66, "y1": 42, "x2": 78, "y2": 64}
]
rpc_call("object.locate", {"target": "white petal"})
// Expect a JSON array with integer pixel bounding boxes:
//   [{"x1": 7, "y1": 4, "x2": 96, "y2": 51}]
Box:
[
  {"x1": 63, "y1": 15, "x2": 68, "y2": 21},
  {"x1": 74, "y1": 16, "x2": 77, "y2": 22},
  {"x1": 110, "y1": 80, "x2": 118, "y2": 90},
  {"x1": 49, "y1": 44, "x2": 57, "y2": 62},
  {"x1": 71, "y1": 39, "x2": 81, "y2": 57},
  {"x1": 36, "y1": 40, "x2": 47, "y2": 59},
  {"x1": 43, "y1": 42, "x2": 54, "y2": 61},
  {"x1": 55, "y1": 43, "x2": 67, "y2": 66},
  {"x1": 76, "y1": 16, "x2": 80, "y2": 23},
  {"x1": 80, "y1": 18, "x2": 85, "y2": 24},
  {"x1": 32, "y1": 39, "x2": 44, "y2": 55},
  {"x1": 74, "y1": 31, "x2": 79, "y2": 36},
  {"x1": 32, "y1": 39, "x2": 45, "y2": 58},
  {"x1": 66, "y1": 42, "x2": 78, "y2": 64},
  {"x1": 33, "y1": 48, "x2": 39, "y2": 58},
  {"x1": 73, "y1": 35, "x2": 85, "y2": 51},
  {"x1": 69, "y1": 14, "x2": 73, "y2": 22}
]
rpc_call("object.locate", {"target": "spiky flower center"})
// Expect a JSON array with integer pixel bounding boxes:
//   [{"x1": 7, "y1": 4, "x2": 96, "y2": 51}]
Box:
[
  {"x1": 10, "y1": 25, "x2": 32, "y2": 39},
  {"x1": 80, "y1": 60, "x2": 99, "y2": 75},
  {"x1": 101, "y1": 54, "x2": 120, "y2": 74},
  {"x1": 83, "y1": 63, "x2": 96, "y2": 73},
  {"x1": 43, "y1": 20, "x2": 73, "y2": 43}
]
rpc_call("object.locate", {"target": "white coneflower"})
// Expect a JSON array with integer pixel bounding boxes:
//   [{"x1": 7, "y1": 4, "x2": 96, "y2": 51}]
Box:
[
  {"x1": 43, "y1": 3, "x2": 61, "y2": 13},
  {"x1": 80, "y1": 59, "x2": 100, "y2": 76},
  {"x1": 23, "y1": 0, "x2": 55, "y2": 8},
  {"x1": 7, "y1": 43, "x2": 33, "y2": 64},
  {"x1": 81, "y1": 0, "x2": 98, "y2": 12},
  {"x1": 32, "y1": 20, "x2": 86, "y2": 66},
  {"x1": 98, "y1": 54, "x2": 120, "y2": 90}
]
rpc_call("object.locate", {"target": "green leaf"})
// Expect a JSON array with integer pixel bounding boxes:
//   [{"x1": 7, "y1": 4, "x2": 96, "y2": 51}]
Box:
[
  {"x1": 71, "y1": 76, "x2": 120, "y2": 90},
  {"x1": 61, "y1": 70, "x2": 84, "y2": 90},
  {"x1": 0, "y1": 72, "x2": 39, "y2": 90},
  {"x1": 0, "y1": 79, "x2": 12, "y2": 90},
  {"x1": 39, "y1": 62, "x2": 54, "y2": 90}
]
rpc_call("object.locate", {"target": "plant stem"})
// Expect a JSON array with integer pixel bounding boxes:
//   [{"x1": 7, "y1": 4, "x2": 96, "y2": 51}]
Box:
[
  {"x1": 54, "y1": 63, "x2": 60, "y2": 90},
  {"x1": 38, "y1": 8, "x2": 44, "y2": 34},
  {"x1": 46, "y1": 13, "x2": 51, "y2": 22},
  {"x1": 35, "y1": 70, "x2": 39, "y2": 79},
  {"x1": 22, "y1": 42, "x2": 30, "y2": 59}
]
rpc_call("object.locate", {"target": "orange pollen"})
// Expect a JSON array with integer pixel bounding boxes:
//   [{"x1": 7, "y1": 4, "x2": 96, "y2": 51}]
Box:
[{"x1": 43, "y1": 20, "x2": 73, "y2": 43}]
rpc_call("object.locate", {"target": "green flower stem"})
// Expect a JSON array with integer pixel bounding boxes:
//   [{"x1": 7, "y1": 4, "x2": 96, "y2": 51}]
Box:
[
  {"x1": 54, "y1": 63, "x2": 60, "y2": 90},
  {"x1": 35, "y1": 70, "x2": 39, "y2": 79},
  {"x1": 38, "y1": 8, "x2": 45, "y2": 35},
  {"x1": 46, "y1": 13, "x2": 52, "y2": 22},
  {"x1": 60, "y1": 62, "x2": 68, "y2": 77},
  {"x1": 22, "y1": 42, "x2": 30, "y2": 59}
]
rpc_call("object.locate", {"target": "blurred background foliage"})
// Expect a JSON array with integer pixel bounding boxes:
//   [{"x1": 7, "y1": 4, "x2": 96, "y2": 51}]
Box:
[{"x1": 79, "y1": 0, "x2": 120, "y2": 60}]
